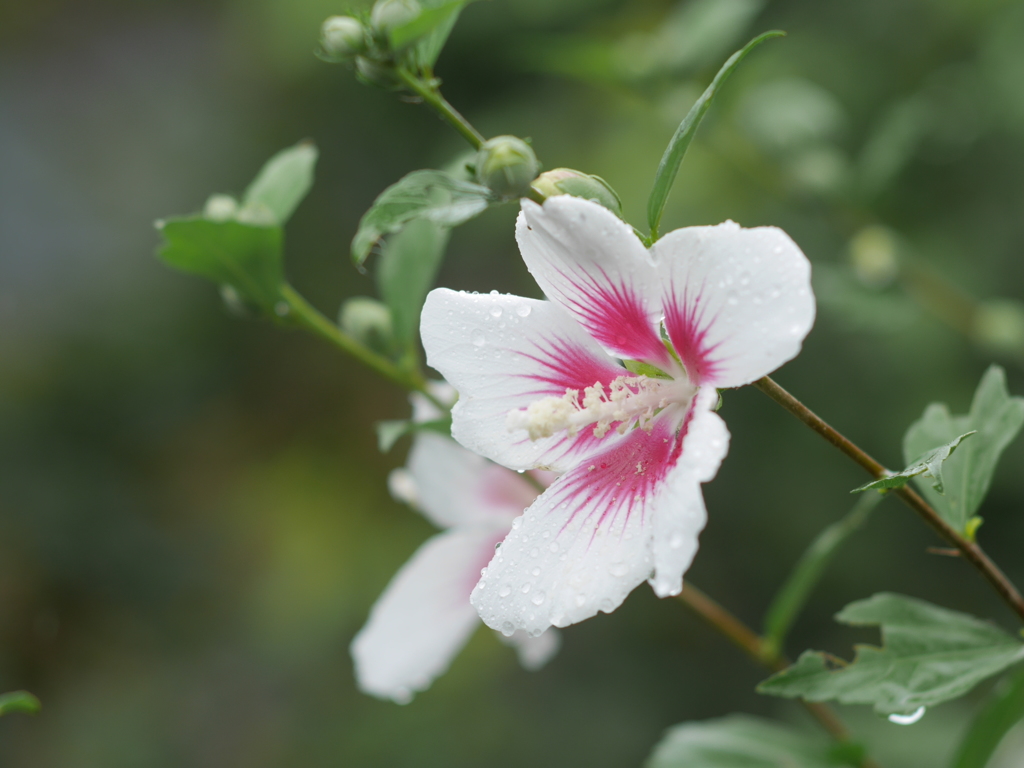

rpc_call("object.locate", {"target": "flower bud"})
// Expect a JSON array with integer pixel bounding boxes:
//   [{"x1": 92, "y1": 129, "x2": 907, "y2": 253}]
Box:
[
  {"x1": 320, "y1": 16, "x2": 368, "y2": 60},
  {"x1": 848, "y1": 225, "x2": 899, "y2": 288},
  {"x1": 340, "y1": 297, "x2": 395, "y2": 354},
  {"x1": 355, "y1": 56, "x2": 402, "y2": 89},
  {"x1": 203, "y1": 194, "x2": 239, "y2": 222},
  {"x1": 973, "y1": 299, "x2": 1024, "y2": 355},
  {"x1": 474, "y1": 136, "x2": 539, "y2": 199},
  {"x1": 370, "y1": 0, "x2": 421, "y2": 34},
  {"x1": 531, "y1": 168, "x2": 622, "y2": 217}
]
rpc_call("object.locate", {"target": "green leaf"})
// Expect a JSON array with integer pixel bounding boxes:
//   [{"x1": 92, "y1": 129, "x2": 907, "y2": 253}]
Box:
[
  {"x1": 390, "y1": 0, "x2": 482, "y2": 69},
  {"x1": 376, "y1": 416, "x2": 452, "y2": 452},
  {"x1": 0, "y1": 690, "x2": 41, "y2": 716},
  {"x1": 242, "y1": 142, "x2": 318, "y2": 225},
  {"x1": 757, "y1": 593, "x2": 1024, "y2": 716},
  {"x1": 646, "y1": 30, "x2": 784, "y2": 240},
  {"x1": 952, "y1": 665, "x2": 1024, "y2": 768},
  {"x1": 852, "y1": 431, "x2": 975, "y2": 494},
  {"x1": 377, "y1": 218, "x2": 451, "y2": 348},
  {"x1": 762, "y1": 491, "x2": 884, "y2": 656},
  {"x1": 645, "y1": 714, "x2": 834, "y2": 768},
  {"x1": 156, "y1": 218, "x2": 285, "y2": 312},
  {"x1": 903, "y1": 366, "x2": 1024, "y2": 534},
  {"x1": 352, "y1": 169, "x2": 493, "y2": 266}
]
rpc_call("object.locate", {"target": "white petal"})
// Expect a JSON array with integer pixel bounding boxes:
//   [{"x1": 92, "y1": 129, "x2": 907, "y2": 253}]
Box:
[
  {"x1": 421, "y1": 288, "x2": 628, "y2": 472},
  {"x1": 517, "y1": 197, "x2": 671, "y2": 367},
  {"x1": 499, "y1": 628, "x2": 562, "y2": 671},
  {"x1": 406, "y1": 432, "x2": 539, "y2": 529},
  {"x1": 653, "y1": 221, "x2": 815, "y2": 388},
  {"x1": 351, "y1": 528, "x2": 498, "y2": 703},
  {"x1": 647, "y1": 388, "x2": 730, "y2": 597},
  {"x1": 472, "y1": 418, "x2": 686, "y2": 635}
]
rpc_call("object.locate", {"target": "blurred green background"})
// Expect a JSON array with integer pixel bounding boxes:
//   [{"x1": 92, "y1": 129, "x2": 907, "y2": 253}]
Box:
[{"x1": 2, "y1": 0, "x2": 1024, "y2": 765}]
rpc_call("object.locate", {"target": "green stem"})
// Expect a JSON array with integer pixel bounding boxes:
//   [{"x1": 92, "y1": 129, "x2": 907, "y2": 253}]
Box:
[
  {"x1": 754, "y1": 375, "x2": 1024, "y2": 624},
  {"x1": 396, "y1": 69, "x2": 485, "y2": 149},
  {"x1": 762, "y1": 491, "x2": 885, "y2": 658},
  {"x1": 280, "y1": 284, "x2": 446, "y2": 410},
  {"x1": 677, "y1": 585, "x2": 880, "y2": 768}
]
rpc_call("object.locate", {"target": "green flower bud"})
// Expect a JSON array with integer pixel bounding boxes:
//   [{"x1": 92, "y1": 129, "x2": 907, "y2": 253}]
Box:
[
  {"x1": 320, "y1": 16, "x2": 368, "y2": 60},
  {"x1": 203, "y1": 194, "x2": 239, "y2": 222},
  {"x1": 370, "y1": 0, "x2": 421, "y2": 34},
  {"x1": 848, "y1": 225, "x2": 899, "y2": 288},
  {"x1": 474, "y1": 136, "x2": 539, "y2": 199},
  {"x1": 531, "y1": 168, "x2": 622, "y2": 217},
  {"x1": 354, "y1": 56, "x2": 402, "y2": 89},
  {"x1": 973, "y1": 299, "x2": 1024, "y2": 355},
  {"x1": 340, "y1": 297, "x2": 395, "y2": 354}
]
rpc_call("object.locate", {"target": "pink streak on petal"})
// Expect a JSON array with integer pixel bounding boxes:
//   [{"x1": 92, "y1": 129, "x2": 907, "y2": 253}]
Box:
[
  {"x1": 541, "y1": 407, "x2": 694, "y2": 545},
  {"x1": 506, "y1": 332, "x2": 629, "y2": 468},
  {"x1": 515, "y1": 333, "x2": 624, "y2": 397},
  {"x1": 552, "y1": 264, "x2": 670, "y2": 366},
  {"x1": 663, "y1": 281, "x2": 726, "y2": 386}
]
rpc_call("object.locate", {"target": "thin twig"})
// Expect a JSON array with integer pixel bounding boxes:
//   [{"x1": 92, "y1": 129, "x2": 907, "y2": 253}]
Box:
[
  {"x1": 754, "y1": 375, "x2": 1024, "y2": 624},
  {"x1": 677, "y1": 585, "x2": 880, "y2": 768}
]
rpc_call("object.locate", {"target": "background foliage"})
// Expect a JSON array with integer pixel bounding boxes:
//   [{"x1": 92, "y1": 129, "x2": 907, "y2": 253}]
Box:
[{"x1": 2, "y1": 0, "x2": 1024, "y2": 765}]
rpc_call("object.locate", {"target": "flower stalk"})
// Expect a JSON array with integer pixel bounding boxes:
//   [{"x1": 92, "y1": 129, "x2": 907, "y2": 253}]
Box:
[
  {"x1": 395, "y1": 69, "x2": 485, "y2": 149},
  {"x1": 280, "y1": 285, "x2": 446, "y2": 410},
  {"x1": 754, "y1": 375, "x2": 1024, "y2": 624}
]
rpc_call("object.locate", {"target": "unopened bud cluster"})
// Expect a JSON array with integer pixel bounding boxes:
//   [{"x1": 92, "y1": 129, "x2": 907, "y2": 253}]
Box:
[{"x1": 319, "y1": 0, "x2": 426, "y2": 88}]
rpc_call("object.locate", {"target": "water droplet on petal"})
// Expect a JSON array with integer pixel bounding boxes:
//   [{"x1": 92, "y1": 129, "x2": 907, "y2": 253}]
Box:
[
  {"x1": 499, "y1": 585, "x2": 511, "y2": 597},
  {"x1": 521, "y1": 583, "x2": 531, "y2": 594},
  {"x1": 500, "y1": 621, "x2": 515, "y2": 637},
  {"x1": 516, "y1": 304, "x2": 531, "y2": 317},
  {"x1": 610, "y1": 563, "x2": 629, "y2": 577},
  {"x1": 531, "y1": 591, "x2": 546, "y2": 606},
  {"x1": 489, "y1": 306, "x2": 503, "y2": 318},
  {"x1": 471, "y1": 330, "x2": 486, "y2": 347}
]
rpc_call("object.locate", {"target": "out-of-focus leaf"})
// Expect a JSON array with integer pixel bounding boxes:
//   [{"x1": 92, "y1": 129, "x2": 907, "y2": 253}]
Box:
[
  {"x1": 852, "y1": 432, "x2": 975, "y2": 494},
  {"x1": 645, "y1": 714, "x2": 834, "y2": 768},
  {"x1": 903, "y1": 366, "x2": 1024, "y2": 535},
  {"x1": 376, "y1": 417, "x2": 452, "y2": 452},
  {"x1": 0, "y1": 691, "x2": 40, "y2": 716},
  {"x1": 377, "y1": 218, "x2": 450, "y2": 348},
  {"x1": 647, "y1": 31, "x2": 783, "y2": 240},
  {"x1": 156, "y1": 218, "x2": 285, "y2": 312},
  {"x1": 857, "y1": 95, "x2": 930, "y2": 198},
  {"x1": 762, "y1": 491, "x2": 883, "y2": 655},
  {"x1": 242, "y1": 142, "x2": 318, "y2": 225},
  {"x1": 352, "y1": 170, "x2": 493, "y2": 266},
  {"x1": 758, "y1": 593, "x2": 1024, "y2": 716},
  {"x1": 814, "y1": 263, "x2": 918, "y2": 334},
  {"x1": 528, "y1": 0, "x2": 764, "y2": 85},
  {"x1": 953, "y1": 665, "x2": 1024, "y2": 768},
  {"x1": 738, "y1": 78, "x2": 846, "y2": 154}
]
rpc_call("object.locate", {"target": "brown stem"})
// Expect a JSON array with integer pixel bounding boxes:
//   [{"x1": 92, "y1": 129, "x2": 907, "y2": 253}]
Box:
[
  {"x1": 678, "y1": 585, "x2": 879, "y2": 768},
  {"x1": 754, "y1": 376, "x2": 1024, "y2": 624}
]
